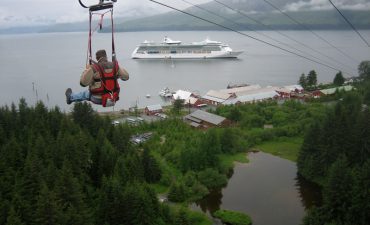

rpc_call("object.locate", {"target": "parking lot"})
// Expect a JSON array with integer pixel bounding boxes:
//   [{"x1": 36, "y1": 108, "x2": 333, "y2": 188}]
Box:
[{"x1": 112, "y1": 113, "x2": 166, "y2": 126}]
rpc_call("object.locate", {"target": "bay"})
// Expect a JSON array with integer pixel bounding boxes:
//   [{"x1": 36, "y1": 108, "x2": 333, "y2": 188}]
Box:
[{"x1": 0, "y1": 30, "x2": 369, "y2": 111}]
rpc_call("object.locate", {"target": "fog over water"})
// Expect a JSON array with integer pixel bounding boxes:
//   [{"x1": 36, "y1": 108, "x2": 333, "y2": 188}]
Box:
[{"x1": 0, "y1": 30, "x2": 369, "y2": 111}]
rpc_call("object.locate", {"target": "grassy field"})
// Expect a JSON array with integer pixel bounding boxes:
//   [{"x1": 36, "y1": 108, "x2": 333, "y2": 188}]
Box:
[
  {"x1": 255, "y1": 137, "x2": 303, "y2": 162},
  {"x1": 213, "y1": 209, "x2": 252, "y2": 225},
  {"x1": 218, "y1": 152, "x2": 249, "y2": 171}
]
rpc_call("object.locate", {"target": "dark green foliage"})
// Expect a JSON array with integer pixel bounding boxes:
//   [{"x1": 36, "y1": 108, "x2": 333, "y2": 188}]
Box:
[
  {"x1": 174, "y1": 207, "x2": 191, "y2": 225},
  {"x1": 0, "y1": 100, "x2": 172, "y2": 225},
  {"x1": 333, "y1": 71, "x2": 344, "y2": 86},
  {"x1": 121, "y1": 182, "x2": 160, "y2": 225},
  {"x1": 6, "y1": 206, "x2": 25, "y2": 225},
  {"x1": 54, "y1": 161, "x2": 92, "y2": 225},
  {"x1": 172, "y1": 98, "x2": 184, "y2": 115},
  {"x1": 297, "y1": 122, "x2": 325, "y2": 181},
  {"x1": 348, "y1": 160, "x2": 370, "y2": 224},
  {"x1": 35, "y1": 183, "x2": 62, "y2": 225},
  {"x1": 197, "y1": 168, "x2": 227, "y2": 189},
  {"x1": 213, "y1": 209, "x2": 252, "y2": 225},
  {"x1": 322, "y1": 157, "x2": 352, "y2": 222},
  {"x1": 168, "y1": 181, "x2": 187, "y2": 202},
  {"x1": 298, "y1": 92, "x2": 370, "y2": 225},
  {"x1": 358, "y1": 60, "x2": 370, "y2": 80},
  {"x1": 142, "y1": 148, "x2": 162, "y2": 183},
  {"x1": 220, "y1": 128, "x2": 242, "y2": 154},
  {"x1": 228, "y1": 107, "x2": 242, "y2": 122},
  {"x1": 98, "y1": 178, "x2": 161, "y2": 225},
  {"x1": 307, "y1": 70, "x2": 318, "y2": 87},
  {"x1": 183, "y1": 172, "x2": 209, "y2": 201},
  {"x1": 71, "y1": 102, "x2": 105, "y2": 137},
  {"x1": 299, "y1": 73, "x2": 307, "y2": 89}
]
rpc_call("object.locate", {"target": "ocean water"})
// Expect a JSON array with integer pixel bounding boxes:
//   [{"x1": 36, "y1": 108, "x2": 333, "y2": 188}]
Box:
[{"x1": 0, "y1": 30, "x2": 369, "y2": 111}]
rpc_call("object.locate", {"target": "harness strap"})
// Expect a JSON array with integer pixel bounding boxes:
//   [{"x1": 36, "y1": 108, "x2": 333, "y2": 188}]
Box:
[
  {"x1": 91, "y1": 63, "x2": 120, "y2": 94},
  {"x1": 111, "y1": 9, "x2": 116, "y2": 62},
  {"x1": 88, "y1": 11, "x2": 93, "y2": 64},
  {"x1": 87, "y1": 9, "x2": 115, "y2": 65}
]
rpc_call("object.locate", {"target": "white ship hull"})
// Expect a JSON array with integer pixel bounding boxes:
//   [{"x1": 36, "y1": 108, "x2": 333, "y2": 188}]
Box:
[
  {"x1": 132, "y1": 49, "x2": 243, "y2": 59},
  {"x1": 131, "y1": 37, "x2": 243, "y2": 59}
]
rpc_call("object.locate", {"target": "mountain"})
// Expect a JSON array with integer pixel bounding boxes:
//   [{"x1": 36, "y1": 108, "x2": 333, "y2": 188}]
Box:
[
  {"x1": 2, "y1": 0, "x2": 369, "y2": 34},
  {"x1": 112, "y1": 0, "x2": 370, "y2": 31}
]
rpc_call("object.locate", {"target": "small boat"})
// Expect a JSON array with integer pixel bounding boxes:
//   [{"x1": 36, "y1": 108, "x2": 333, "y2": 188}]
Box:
[
  {"x1": 159, "y1": 87, "x2": 173, "y2": 98},
  {"x1": 146, "y1": 94, "x2": 151, "y2": 98},
  {"x1": 227, "y1": 83, "x2": 250, "y2": 89}
]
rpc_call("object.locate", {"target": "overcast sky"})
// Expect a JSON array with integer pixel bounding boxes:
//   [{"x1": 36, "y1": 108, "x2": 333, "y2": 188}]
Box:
[
  {"x1": 1, "y1": 0, "x2": 369, "y2": 28},
  {"x1": 0, "y1": 0, "x2": 211, "y2": 28},
  {"x1": 0, "y1": 0, "x2": 212, "y2": 28}
]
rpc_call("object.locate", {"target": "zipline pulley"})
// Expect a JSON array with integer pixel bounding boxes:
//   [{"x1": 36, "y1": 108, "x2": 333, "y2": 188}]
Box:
[{"x1": 79, "y1": 0, "x2": 116, "y2": 11}]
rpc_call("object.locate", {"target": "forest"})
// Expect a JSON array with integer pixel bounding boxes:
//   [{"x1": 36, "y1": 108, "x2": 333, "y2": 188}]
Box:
[
  {"x1": 0, "y1": 96, "x2": 329, "y2": 225},
  {"x1": 1, "y1": 61, "x2": 370, "y2": 225},
  {"x1": 0, "y1": 96, "x2": 363, "y2": 225},
  {"x1": 0, "y1": 100, "x2": 210, "y2": 225},
  {"x1": 299, "y1": 94, "x2": 370, "y2": 224},
  {"x1": 297, "y1": 61, "x2": 370, "y2": 225}
]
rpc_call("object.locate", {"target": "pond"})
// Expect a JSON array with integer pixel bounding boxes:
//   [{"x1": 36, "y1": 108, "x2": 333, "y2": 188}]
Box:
[{"x1": 192, "y1": 152, "x2": 321, "y2": 225}]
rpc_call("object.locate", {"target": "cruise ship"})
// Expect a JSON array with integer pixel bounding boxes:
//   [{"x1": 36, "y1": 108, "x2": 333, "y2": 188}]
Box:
[{"x1": 131, "y1": 37, "x2": 243, "y2": 59}]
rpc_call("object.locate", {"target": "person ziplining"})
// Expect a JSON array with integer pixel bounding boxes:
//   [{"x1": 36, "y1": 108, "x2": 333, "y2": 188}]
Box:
[{"x1": 66, "y1": 0, "x2": 129, "y2": 107}]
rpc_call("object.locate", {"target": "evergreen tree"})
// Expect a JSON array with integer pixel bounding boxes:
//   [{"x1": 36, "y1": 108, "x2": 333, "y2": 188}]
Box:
[
  {"x1": 358, "y1": 60, "x2": 370, "y2": 80},
  {"x1": 168, "y1": 181, "x2": 187, "y2": 202},
  {"x1": 348, "y1": 161, "x2": 370, "y2": 225},
  {"x1": 114, "y1": 153, "x2": 145, "y2": 185},
  {"x1": 197, "y1": 168, "x2": 227, "y2": 189},
  {"x1": 109, "y1": 124, "x2": 131, "y2": 153},
  {"x1": 98, "y1": 138, "x2": 119, "y2": 181},
  {"x1": 55, "y1": 161, "x2": 91, "y2": 225},
  {"x1": 220, "y1": 128, "x2": 235, "y2": 153},
  {"x1": 199, "y1": 129, "x2": 220, "y2": 168},
  {"x1": 142, "y1": 149, "x2": 162, "y2": 183},
  {"x1": 72, "y1": 102, "x2": 101, "y2": 136},
  {"x1": 297, "y1": 122, "x2": 325, "y2": 181},
  {"x1": 35, "y1": 182, "x2": 62, "y2": 225},
  {"x1": 333, "y1": 71, "x2": 345, "y2": 86},
  {"x1": 307, "y1": 70, "x2": 318, "y2": 87},
  {"x1": 299, "y1": 73, "x2": 307, "y2": 89},
  {"x1": 175, "y1": 207, "x2": 191, "y2": 225},
  {"x1": 21, "y1": 150, "x2": 44, "y2": 224},
  {"x1": 122, "y1": 182, "x2": 160, "y2": 225},
  {"x1": 5, "y1": 206, "x2": 25, "y2": 225},
  {"x1": 228, "y1": 107, "x2": 242, "y2": 122},
  {"x1": 321, "y1": 157, "x2": 352, "y2": 222},
  {"x1": 0, "y1": 196, "x2": 10, "y2": 225},
  {"x1": 363, "y1": 88, "x2": 370, "y2": 106},
  {"x1": 354, "y1": 109, "x2": 370, "y2": 164},
  {"x1": 172, "y1": 98, "x2": 184, "y2": 115},
  {"x1": 97, "y1": 177, "x2": 126, "y2": 225}
]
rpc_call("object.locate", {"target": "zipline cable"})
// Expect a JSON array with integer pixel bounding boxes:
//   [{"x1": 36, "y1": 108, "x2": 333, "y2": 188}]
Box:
[
  {"x1": 328, "y1": 0, "x2": 370, "y2": 47},
  {"x1": 262, "y1": 0, "x2": 359, "y2": 64},
  {"x1": 149, "y1": 0, "x2": 351, "y2": 75},
  {"x1": 179, "y1": 0, "x2": 352, "y2": 75},
  {"x1": 212, "y1": 0, "x2": 356, "y2": 72}
]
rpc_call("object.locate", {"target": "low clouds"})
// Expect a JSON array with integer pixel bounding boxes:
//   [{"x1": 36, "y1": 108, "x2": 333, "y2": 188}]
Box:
[
  {"x1": 0, "y1": 0, "x2": 211, "y2": 28},
  {"x1": 1, "y1": 0, "x2": 369, "y2": 28},
  {"x1": 285, "y1": 0, "x2": 370, "y2": 12},
  {"x1": 0, "y1": 0, "x2": 159, "y2": 28}
]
